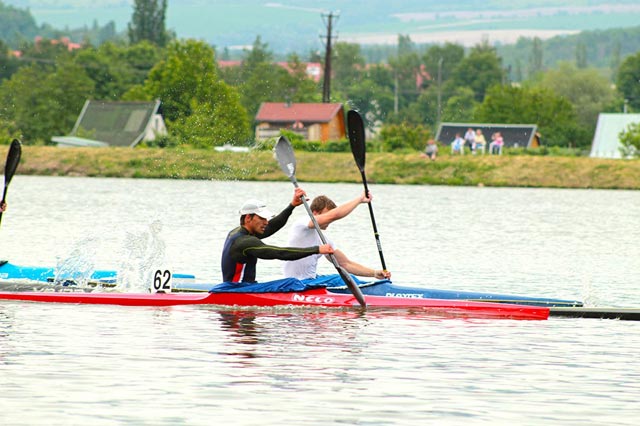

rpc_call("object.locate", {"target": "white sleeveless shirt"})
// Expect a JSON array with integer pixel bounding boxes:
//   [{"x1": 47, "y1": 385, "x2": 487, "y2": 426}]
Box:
[{"x1": 282, "y1": 216, "x2": 335, "y2": 279}]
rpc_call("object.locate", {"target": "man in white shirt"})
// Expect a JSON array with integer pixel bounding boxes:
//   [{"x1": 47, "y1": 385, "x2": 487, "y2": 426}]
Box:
[{"x1": 283, "y1": 193, "x2": 391, "y2": 281}]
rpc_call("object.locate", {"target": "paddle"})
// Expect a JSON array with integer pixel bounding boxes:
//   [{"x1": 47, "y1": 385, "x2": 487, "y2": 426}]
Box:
[
  {"x1": 275, "y1": 136, "x2": 367, "y2": 307},
  {"x1": 347, "y1": 110, "x2": 387, "y2": 272},
  {"x1": 0, "y1": 139, "x2": 22, "y2": 227}
]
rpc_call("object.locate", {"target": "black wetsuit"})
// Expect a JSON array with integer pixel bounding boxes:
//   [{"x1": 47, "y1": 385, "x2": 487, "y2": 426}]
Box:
[{"x1": 221, "y1": 204, "x2": 319, "y2": 283}]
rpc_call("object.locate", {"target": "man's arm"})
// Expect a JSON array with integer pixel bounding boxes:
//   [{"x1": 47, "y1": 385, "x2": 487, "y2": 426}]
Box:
[
  {"x1": 332, "y1": 249, "x2": 391, "y2": 279},
  {"x1": 239, "y1": 235, "x2": 333, "y2": 261},
  {"x1": 262, "y1": 204, "x2": 295, "y2": 238},
  {"x1": 262, "y1": 188, "x2": 307, "y2": 238},
  {"x1": 311, "y1": 193, "x2": 370, "y2": 228}
]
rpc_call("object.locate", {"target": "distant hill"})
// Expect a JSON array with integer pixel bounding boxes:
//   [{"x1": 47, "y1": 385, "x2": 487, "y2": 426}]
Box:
[
  {"x1": 0, "y1": 0, "x2": 118, "y2": 48},
  {"x1": 3, "y1": 0, "x2": 640, "y2": 53}
]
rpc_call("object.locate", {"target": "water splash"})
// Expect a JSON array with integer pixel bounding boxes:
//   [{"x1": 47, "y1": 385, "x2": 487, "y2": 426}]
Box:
[
  {"x1": 54, "y1": 237, "x2": 98, "y2": 286},
  {"x1": 116, "y1": 220, "x2": 167, "y2": 292},
  {"x1": 580, "y1": 272, "x2": 602, "y2": 307}
]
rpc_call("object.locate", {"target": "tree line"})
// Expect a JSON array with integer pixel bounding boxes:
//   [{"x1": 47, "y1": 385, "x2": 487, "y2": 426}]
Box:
[{"x1": 1, "y1": 0, "x2": 639, "y2": 152}]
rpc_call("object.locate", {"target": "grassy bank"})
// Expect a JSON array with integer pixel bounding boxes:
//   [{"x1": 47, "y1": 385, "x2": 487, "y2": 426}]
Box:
[{"x1": 8, "y1": 145, "x2": 640, "y2": 190}]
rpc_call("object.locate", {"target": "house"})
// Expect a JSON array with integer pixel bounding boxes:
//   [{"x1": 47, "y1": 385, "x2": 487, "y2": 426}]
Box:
[
  {"x1": 436, "y1": 122, "x2": 540, "y2": 148},
  {"x1": 255, "y1": 102, "x2": 346, "y2": 142},
  {"x1": 51, "y1": 100, "x2": 167, "y2": 147},
  {"x1": 590, "y1": 113, "x2": 640, "y2": 159}
]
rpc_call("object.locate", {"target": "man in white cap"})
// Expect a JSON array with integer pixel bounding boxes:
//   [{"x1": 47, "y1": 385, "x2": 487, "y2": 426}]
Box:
[{"x1": 221, "y1": 188, "x2": 334, "y2": 283}]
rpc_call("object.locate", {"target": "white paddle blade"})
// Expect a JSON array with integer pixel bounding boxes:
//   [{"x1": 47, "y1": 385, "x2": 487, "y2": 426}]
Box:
[{"x1": 275, "y1": 136, "x2": 297, "y2": 178}]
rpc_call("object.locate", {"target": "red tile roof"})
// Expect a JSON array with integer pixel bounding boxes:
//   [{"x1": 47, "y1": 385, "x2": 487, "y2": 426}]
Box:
[{"x1": 255, "y1": 103, "x2": 343, "y2": 123}]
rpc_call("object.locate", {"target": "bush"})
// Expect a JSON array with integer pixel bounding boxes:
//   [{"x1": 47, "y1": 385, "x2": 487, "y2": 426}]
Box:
[
  {"x1": 141, "y1": 135, "x2": 181, "y2": 148},
  {"x1": 504, "y1": 146, "x2": 585, "y2": 157},
  {"x1": 321, "y1": 140, "x2": 349, "y2": 152},
  {"x1": 619, "y1": 122, "x2": 640, "y2": 158},
  {"x1": 378, "y1": 123, "x2": 431, "y2": 152}
]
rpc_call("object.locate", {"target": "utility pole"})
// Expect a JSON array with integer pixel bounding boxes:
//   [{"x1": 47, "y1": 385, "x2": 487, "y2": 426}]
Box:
[
  {"x1": 437, "y1": 57, "x2": 443, "y2": 125},
  {"x1": 321, "y1": 11, "x2": 338, "y2": 103},
  {"x1": 394, "y1": 73, "x2": 399, "y2": 114}
]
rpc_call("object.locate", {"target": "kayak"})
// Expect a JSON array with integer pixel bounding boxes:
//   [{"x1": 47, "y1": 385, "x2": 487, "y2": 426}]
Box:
[
  {"x1": 0, "y1": 287, "x2": 549, "y2": 320},
  {"x1": 174, "y1": 275, "x2": 583, "y2": 308},
  {"x1": 0, "y1": 261, "x2": 581, "y2": 307}
]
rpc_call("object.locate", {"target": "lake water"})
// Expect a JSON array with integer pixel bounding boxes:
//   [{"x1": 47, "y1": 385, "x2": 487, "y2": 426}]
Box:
[{"x1": 1, "y1": 176, "x2": 639, "y2": 425}]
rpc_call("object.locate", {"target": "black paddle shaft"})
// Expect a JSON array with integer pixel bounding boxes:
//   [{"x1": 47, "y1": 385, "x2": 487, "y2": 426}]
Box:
[
  {"x1": 360, "y1": 170, "x2": 387, "y2": 271},
  {"x1": 347, "y1": 110, "x2": 388, "y2": 271}
]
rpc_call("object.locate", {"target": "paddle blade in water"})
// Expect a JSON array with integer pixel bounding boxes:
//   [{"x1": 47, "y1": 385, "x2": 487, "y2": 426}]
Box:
[{"x1": 347, "y1": 110, "x2": 366, "y2": 171}]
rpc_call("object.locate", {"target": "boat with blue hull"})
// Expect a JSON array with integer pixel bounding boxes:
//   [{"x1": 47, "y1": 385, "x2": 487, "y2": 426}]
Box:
[
  {"x1": 174, "y1": 274, "x2": 583, "y2": 308},
  {"x1": 0, "y1": 261, "x2": 582, "y2": 307}
]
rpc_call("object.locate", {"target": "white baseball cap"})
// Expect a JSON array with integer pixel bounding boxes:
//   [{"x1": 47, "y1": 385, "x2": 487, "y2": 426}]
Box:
[{"x1": 239, "y1": 199, "x2": 274, "y2": 219}]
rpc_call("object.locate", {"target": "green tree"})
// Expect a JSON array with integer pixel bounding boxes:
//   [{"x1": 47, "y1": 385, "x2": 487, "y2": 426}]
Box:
[
  {"x1": 610, "y1": 41, "x2": 621, "y2": 79},
  {"x1": 422, "y1": 42, "x2": 465, "y2": 86},
  {"x1": 331, "y1": 42, "x2": 366, "y2": 93},
  {"x1": 239, "y1": 62, "x2": 291, "y2": 118},
  {"x1": 234, "y1": 37, "x2": 320, "y2": 119},
  {"x1": 535, "y1": 62, "x2": 618, "y2": 139},
  {"x1": 403, "y1": 88, "x2": 439, "y2": 127},
  {"x1": 617, "y1": 51, "x2": 640, "y2": 111},
  {"x1": 0, "y1": 40, "x2": 21, "y2": 81},
  {"x1": 0, "y1": 2, "x2": 39, "y2": 47},
  {"x1": 528, "y1": 37, "x2": 544, "y2": 78},
  {"x1": 388, "y1": 35, "x2": 422, "y2": 112},
  {"x1": 378, "y1": 122, "x2": 431, "y2": 152},
  {"x1": 0, "y1": 62, "x2": 94, "y2": 143},
  {"x1": 281, "y1": 54, "x2": 321, "y2": 103},
  {"x1": 575, "y1": 41, "x2": 587, "y2": 68},
  {"x1": 346, "y1": 78, "x2": 394, "y2": 127},
  {"x1": 474, "y1": 85, "x2": 580, "y2": 147},
  {"x1": 126, "y1": 39, "x2": 250, "y2": 146},
  {"x1": 448, "y1": 42, "x2": 504, "y2": 102},
  {"x1": 74, "y1": 41, "x2": 163, "y2": 100},
  {"x1": 128, "y1": 0, "x2": 170, "y2": 47},
  {"x1": 441, "y1": 87, "x2": 477, "y2": 122},
  {"x1": 619, "y1": 122, "x2": 640, "y2": 157},
  {"x1": 241, "y1": 36, "x2": 273, "y2": 78}
]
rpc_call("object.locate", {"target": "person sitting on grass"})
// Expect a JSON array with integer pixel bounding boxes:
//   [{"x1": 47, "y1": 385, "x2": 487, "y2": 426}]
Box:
[{"x1": 420, "y1": 139, "x2": 438, "y2": 160}]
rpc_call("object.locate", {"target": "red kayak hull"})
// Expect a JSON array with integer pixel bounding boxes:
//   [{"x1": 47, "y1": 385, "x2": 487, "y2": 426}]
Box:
[{"x1": 0, "y1": 289, "x2": 549, "y2": 320}]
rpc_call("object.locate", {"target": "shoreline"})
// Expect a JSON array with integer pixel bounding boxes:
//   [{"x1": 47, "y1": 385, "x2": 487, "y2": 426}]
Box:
[{"x1": 9, "y1": 146, "x2": 640, "y2": 190}]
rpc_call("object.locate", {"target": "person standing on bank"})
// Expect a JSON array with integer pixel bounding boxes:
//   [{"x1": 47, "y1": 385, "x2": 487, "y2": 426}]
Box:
[
  {"x1": 221, "y1": 188, "x2": 334, "y2": 283},
  {"x1": 283, "y1": 193, "x2": 392, "y2": 281}
]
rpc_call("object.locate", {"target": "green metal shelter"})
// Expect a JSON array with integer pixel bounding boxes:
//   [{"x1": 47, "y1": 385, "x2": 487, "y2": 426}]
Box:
[
  {"x1": 52, "y1": 100, "x2": 166, "y2": 147},
  {"x1": 590, "y1": 113, "x2": 640, "y2": 159}
]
